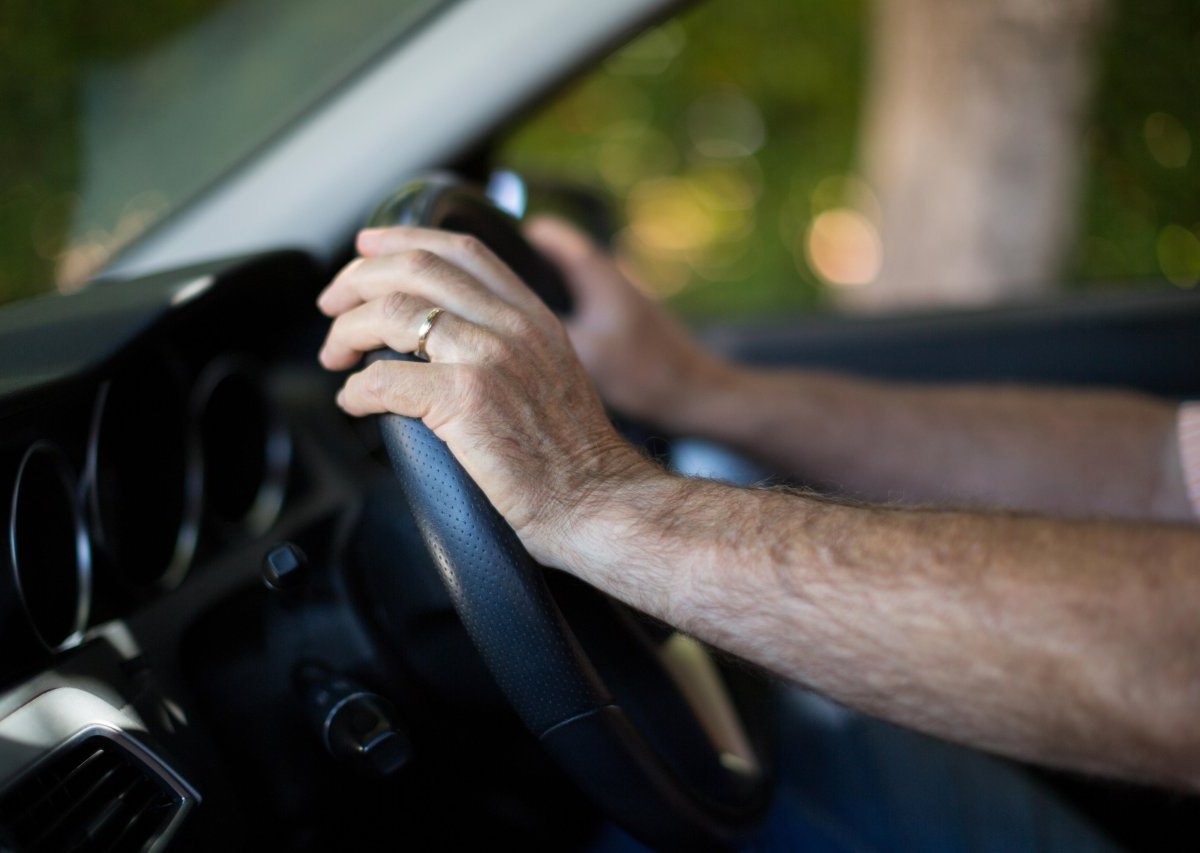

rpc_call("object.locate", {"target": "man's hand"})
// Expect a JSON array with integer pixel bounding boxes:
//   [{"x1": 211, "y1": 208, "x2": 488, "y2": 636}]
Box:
[
  {"x1": 525, "y1": 217, "x2": 734, "y2": 432},
  {"x1": 526, "y1": 217, "x2": 1195, "y2": 521},
  {"x1": 314, "y1": 225, "x2": 1200, "y2": 792},
  {"x1": 317, "y1": 226, "x2": 655, "y2": 565}
]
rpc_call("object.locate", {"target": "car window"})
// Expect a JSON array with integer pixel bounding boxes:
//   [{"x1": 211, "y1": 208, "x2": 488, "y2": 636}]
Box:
[
  {"x1": 499, "y1": 0, "x2": 1200, "y2": 320},
  {"x1": 0, "y1": 0, "x2": 448, "y2": 307}
]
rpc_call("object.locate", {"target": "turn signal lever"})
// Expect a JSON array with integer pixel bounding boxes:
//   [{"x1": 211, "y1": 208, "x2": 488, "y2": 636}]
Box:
[
  {"x1": 262, "y1": 544, "x2": 410, "y2": 777},
  {"x1": 295, "y1": 663, "x2": 411, "y2": 777}
]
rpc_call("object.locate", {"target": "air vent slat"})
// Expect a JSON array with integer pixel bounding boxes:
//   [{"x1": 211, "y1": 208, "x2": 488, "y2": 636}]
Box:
[
  {"x1": 63, "y1": 775, "x2": 142, "y2": 852},
  {"x1": 0, "y1": 734, "x2": 188, "y2": 853},
  {"x1": 28, "y1": 762, "x2": 129, "y2": 850},
  {"x1": 100, "y1": 789, "x2": 160, "y2": 853},
  {"x1": 103, "y1": 792, "x2": 174, "y2": 853},
  {"x1": 7, "y1": 747, "x2": 115, "y2": 835}
]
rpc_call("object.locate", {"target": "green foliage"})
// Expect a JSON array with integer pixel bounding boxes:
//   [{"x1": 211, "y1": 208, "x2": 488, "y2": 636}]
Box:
[
  {"x1": 0, "y1": 0, "x2": 229, "y2": 303},
  {"x1": 502, "y1": 0, "x2": 868, "y2": 318},
  {"x1": 1074, "y1": 0, "x2": 1200, "y2": 291},
  {"x1": 0, "y1": 0, "x2": 1197, "y2": 315},
  {"x1": 502, "y1": 0, "x2": 1200, "y2": 318}
]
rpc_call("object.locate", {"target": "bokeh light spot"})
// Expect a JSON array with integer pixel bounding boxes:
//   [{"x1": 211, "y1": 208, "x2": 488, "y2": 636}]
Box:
[
  {"x1": 605, "y1": 22, "x2": 687, "y2": 76},
  {"x1": 627, "y1": 176, "x2": 718, "y2": 253},
  {"x1": 686, "y1": 161, "x2": 762, "y2": 212},
  {"x1": 1143, "y1": 112, "x2": 1191, "y2": 169},
  {"x1": 810, "y1": 173, "x2": 880, "y2": 223},
  {"x1": 1156, "y1": 224, "x2": 1200, "y2": 288},
  {"x1": 598, "y1": 124, "x2": 678, "y2": 192},
  {"x1": 615, "y1": 227, "x2": 691, "y2": 299},
  {"x1": 802, "y1": 208, "x2": 882, "y2": 287},
  {"x1": 686, "y1": 90, "x2": 765, "y2": 159}
]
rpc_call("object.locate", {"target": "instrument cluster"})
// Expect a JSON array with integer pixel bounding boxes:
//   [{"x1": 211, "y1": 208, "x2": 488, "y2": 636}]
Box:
[{"x1": 0, "y1": 348, "x2": 292, "y2": 666}]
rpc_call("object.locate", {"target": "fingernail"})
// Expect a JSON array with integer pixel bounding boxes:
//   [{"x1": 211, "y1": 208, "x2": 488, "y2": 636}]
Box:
[{"x1": 357, "y1": 228, "x2": 385, "y2": 252}]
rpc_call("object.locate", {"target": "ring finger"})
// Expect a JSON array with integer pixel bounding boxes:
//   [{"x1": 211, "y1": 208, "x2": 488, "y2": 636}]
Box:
[{"x1": 319, "y1": 290, "x2": 488, "y2": 369}]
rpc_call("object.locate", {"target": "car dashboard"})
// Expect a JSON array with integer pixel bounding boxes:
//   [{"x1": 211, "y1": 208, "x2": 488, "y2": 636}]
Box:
[{"x1": 0, "y1": 252, "x2": 593, "y2": 852}]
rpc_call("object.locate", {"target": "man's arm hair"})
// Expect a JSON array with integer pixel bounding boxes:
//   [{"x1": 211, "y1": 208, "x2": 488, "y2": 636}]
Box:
[
  {"x1": 526, "y1": 218, "x2": 1190, "y2": 519},
  {"x1": 669, "y1": 367, "x2": 1194, "y2": 522},
  {"x1": 555, "y1": 474, "x2": 1200, "y2": 791}
]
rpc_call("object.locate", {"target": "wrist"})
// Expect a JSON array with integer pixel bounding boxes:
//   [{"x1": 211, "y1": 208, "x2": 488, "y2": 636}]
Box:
[
  {"x1": 652, "y1": 355, "x2": 753, "y2": 437},
  {"x1": 541, "y1": 467, "x2": 810, "y2": 634},
  {"x1": 533, "y1": 458, "x2": 682, "y2": 577},
  {"x1": 659, "y1": 365, "x2": 860, "y2": 471},
  {"x1": 517, "y1": 441, "x2": 665, "y2": 568}
]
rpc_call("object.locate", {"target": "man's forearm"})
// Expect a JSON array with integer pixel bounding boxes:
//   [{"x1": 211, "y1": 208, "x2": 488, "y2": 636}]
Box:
[
  {"x1": 669, "y1": 365, "x2": 1192, "y2": 521},
  {"x1": 556, "y1": 473, "x2": 1200, "y2": 790}
]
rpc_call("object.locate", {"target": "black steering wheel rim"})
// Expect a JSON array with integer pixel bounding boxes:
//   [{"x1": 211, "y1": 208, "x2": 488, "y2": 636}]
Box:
[{"x1": 367, "y1": 173, "x2": 771, "y2": 850}]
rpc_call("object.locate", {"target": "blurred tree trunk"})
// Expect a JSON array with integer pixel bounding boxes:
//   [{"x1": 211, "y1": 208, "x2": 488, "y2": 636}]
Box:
[{"x1": 844, "y1": 0, "x2": 1109, "y2": 310}]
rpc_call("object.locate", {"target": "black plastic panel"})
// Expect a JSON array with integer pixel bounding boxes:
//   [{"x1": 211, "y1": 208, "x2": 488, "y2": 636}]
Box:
[{"x1": 702, "y1": 288, "x2": 1200, "y2": 397}]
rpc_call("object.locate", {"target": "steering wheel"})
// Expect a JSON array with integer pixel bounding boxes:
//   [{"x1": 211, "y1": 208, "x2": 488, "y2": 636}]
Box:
[{"x1": 366, "y1": 174, "x2": 771, "y2": 850}]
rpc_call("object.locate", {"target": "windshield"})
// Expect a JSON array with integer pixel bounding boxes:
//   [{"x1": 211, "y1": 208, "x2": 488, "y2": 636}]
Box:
[{"x1": 1, "y1": 0, "x2": 445, "y2": 307}]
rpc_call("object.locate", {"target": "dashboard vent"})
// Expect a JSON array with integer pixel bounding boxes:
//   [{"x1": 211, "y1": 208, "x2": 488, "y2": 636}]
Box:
[{"x1": 0, "y1": 734, "x2": 187, "y2": 852}]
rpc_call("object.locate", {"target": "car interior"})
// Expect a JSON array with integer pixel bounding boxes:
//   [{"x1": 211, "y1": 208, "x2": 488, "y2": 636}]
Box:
[{"x1": 1, "y1": 0, "x2": 1199, "y2": 851}]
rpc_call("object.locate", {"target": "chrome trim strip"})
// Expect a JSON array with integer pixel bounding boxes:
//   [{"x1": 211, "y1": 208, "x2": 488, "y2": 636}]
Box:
[
  {"x1": 8, "y1": 442, "x2": 92, "y2": 653},
  {"x1": 319, "y1": 691, "x2": 373, "y2": 755}
]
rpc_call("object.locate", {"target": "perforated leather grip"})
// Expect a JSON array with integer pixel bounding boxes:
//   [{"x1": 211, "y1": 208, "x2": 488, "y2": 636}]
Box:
[
  {"x1": 372, "y1": 352, "x2": 611, "y2": 735},
  {"x1": 372, "y1": 352, "x2": 754, "y2": 850},
  {"x1": 365, "y1": 175, "x2": 767, "y2": 849}
]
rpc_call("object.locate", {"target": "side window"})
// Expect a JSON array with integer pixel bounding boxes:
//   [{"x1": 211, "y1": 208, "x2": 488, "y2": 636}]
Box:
[{"x1": 498, "y1": 0, "x2": 1200, "y2": 319}]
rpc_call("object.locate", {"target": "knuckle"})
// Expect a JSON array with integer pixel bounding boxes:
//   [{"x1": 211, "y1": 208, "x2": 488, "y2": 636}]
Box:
[
  {"x1": 502, "y1": 312, "x2": 551, "y2": 351},
  {"x1": 363, "y1": 361, "x2": 394, "y2": 401},
  {"x1": 507, "y1": 312, "x2": 539, "y2": 340},
  {"x1": 381, "y1": 290, "x2": 413, "y2": 321},
  {"x1": 454, "y1": 364, "x2": 491, "y2": 411},
  {"x1": 454, "y1": 233, "x2": 492, "y2": 262},
  {"x1": 474, "y1": 329, "x2": 509, "y2": 362},
  {"x1": 402, "y1": 248, "x2": 443, "y2": 276}
]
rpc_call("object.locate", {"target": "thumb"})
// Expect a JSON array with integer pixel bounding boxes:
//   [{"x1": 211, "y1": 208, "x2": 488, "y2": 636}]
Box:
[
  {"x1": 525, "y1": 214, "x2": 595, "y2": 265},
  {"x1": 525, "y1": 215, "x2": 611, "y2": 307}
]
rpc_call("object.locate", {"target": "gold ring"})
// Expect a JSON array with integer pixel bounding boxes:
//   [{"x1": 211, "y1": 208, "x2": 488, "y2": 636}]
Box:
[{"x1": 414, "y1": 307, "x2": 445, "y2": 361}]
